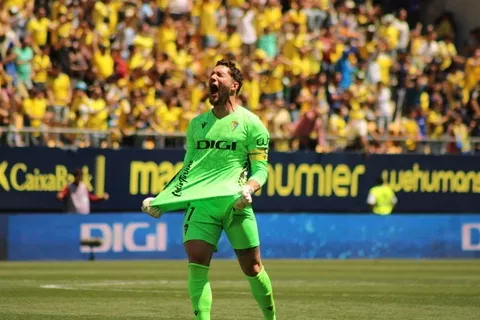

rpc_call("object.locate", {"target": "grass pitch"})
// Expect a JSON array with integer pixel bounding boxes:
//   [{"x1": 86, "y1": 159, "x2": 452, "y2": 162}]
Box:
[{"x1": 0, "y1": 260, "x2": 479, "y2": 320}]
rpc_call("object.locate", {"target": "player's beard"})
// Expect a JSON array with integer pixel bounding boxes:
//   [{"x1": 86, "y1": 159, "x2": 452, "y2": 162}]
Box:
[{"x1": 209, "y1": 86, "x2": 229, "y2": 107}]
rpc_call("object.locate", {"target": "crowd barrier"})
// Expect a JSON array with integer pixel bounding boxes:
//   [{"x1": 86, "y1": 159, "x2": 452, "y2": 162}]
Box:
[
  {"x1": 1, "y1": 147, "x2": 480, "y2": 212},
  {"x1": 1, "y1": 213, "x2": 479, "y2": 261}
]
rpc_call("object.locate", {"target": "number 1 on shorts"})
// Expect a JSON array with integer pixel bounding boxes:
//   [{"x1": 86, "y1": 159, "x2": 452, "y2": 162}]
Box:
[{"x1": 187, "y1": 207, "x2": 196, "y2": 221}]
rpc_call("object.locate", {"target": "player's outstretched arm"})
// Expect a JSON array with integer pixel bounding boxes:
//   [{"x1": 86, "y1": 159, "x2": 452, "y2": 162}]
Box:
[
  {"x1": 182, "y1": 120, "x2": 196, "y2": 164},
  {"x1": 142, "y1": 121, "x2": 196, "y2": 218},
  {"x1": 234, "y1": 116, "x2": 269, "y2": 210}
]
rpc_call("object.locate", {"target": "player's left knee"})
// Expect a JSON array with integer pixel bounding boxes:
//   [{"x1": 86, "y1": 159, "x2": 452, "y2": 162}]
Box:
[
  {"x1": 236, "y1": 247, "x2": 263, "y2": 277},
  {"x1": 242, "y1": 261, "x2": 262, "y2": 277}
]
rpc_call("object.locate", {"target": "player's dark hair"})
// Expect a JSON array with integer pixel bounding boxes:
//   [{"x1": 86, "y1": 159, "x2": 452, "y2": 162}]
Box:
[{"x1": 216, "y1": 59, "x2": 243, "y2": 95}]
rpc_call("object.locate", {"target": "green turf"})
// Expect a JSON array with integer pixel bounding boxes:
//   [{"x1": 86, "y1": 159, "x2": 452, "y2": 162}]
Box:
[{"x1": 0, "y1": 260, "x2": 479, "y2": 319}]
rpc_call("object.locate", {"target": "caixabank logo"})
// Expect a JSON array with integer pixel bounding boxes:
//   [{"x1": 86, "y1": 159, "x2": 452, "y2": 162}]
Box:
[{"x1": 0, "y1": 156, "x2": 107, "y2": 197}]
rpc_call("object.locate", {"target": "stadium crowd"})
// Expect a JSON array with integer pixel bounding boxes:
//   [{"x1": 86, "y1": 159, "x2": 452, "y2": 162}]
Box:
[{"x1": 0, "y1": 0, "x2": 479, "y2": 154}]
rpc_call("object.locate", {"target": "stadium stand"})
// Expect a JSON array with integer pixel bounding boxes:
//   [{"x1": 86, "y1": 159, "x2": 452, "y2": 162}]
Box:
[{"x1": 0, "y1": 0, "x2": 478, "y2": 154}]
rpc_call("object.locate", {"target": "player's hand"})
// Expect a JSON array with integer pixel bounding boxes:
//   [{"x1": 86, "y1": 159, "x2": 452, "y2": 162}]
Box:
[
  {"x1": 233, "y1": 185, "x2": 254, "y2": 210},
  {"x1": 103, "y1": 193, "x2": 110, "y2": 200},
  {"x1": 141, "y1": 197, "x2": 163, "y2": 218}
]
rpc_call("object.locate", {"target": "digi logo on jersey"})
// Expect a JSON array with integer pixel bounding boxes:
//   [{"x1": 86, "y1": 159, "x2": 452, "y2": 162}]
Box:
[{"x1": 196, "y1": 140, "x2": 237, "y2": 150}]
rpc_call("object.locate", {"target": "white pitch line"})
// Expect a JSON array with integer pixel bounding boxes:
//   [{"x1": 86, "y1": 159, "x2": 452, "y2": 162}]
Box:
[
  {"x1": 39, "y1": 279, "x2": 479, "y2": 294},
  {"x1": 40, "y1": 279, "x2": 320, "y2": 288},
  {"x1": 39, "y1": 284, "x2": 250, "y2": 295},
  {"x1": 40, "y1": 284, "x2": 77, "y2": 290},
  {"x1": 39, "y1": 283, "x2": 479, "y2": 299},
  {"x1": 38, "y1": 285, "x2": 453, "y2": 299}
]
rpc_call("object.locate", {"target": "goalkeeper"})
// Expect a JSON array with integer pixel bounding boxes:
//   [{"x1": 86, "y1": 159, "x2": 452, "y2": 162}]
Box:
[{"x1": 142, "y1": 59, "x2": 276, "y2": 320}]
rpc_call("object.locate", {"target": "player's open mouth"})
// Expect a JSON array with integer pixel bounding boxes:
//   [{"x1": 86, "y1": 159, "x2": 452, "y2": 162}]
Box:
[{"x1": 210, "y1": 84, "x2": 219, "y2": 96}]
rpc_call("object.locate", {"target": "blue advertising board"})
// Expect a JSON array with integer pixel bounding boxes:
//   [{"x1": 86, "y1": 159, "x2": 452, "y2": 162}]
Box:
[
  {"x1": 0, "y1": 147, "x2": 480, "y2": 212},
  {"x1": 6, "y1": 213, "x2": 480, "y2": 261}
]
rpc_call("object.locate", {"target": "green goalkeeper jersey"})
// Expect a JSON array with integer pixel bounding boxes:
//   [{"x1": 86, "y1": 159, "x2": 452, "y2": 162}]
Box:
[{"x1": 151, "y1": 106, "x2": 269, "y2": 213}]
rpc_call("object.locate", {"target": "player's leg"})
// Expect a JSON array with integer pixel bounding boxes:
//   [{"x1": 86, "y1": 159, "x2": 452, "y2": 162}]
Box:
[
  {"x1": 185, "y1": 240, "x2": 214, "y2": 320},
  {"x1": 183, "y1": 201, "x2": 223, "y2": 320},
  {"x1": 225, "y1": 208, "x2": 276, "y2": 320},
  {"x1": 236, "y1": 246, "x2": 276, "y2": 320}
]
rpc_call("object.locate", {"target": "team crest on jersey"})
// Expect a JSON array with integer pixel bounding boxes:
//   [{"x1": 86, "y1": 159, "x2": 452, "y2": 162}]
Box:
[{"x1": 231, "y1": 121, "x2": 239, "y2": 131}]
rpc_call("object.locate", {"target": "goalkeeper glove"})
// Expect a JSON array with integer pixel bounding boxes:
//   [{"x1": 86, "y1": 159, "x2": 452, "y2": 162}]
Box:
[
  {"x1": 233, "y1": 185, "x2": 255, "y2": 210},
  {"x1": 141, "y1": 197, "x2": 163, "y2": 218}
]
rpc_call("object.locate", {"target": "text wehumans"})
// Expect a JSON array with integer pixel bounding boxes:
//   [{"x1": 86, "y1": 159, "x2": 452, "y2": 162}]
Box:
[{"x1": 172, "y1": 160, "x2": 193, "y2": 197}]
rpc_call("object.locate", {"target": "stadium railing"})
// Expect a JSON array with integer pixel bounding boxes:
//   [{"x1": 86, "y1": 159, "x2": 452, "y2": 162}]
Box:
[{"x1": 1, "y1": 126, "x2": 480, "y2": 154}]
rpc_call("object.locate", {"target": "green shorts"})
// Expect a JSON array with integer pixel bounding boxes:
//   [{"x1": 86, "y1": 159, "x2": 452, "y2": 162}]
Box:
[{"x1": 182, "y1": 196, "x2": 260, "y2": 250}]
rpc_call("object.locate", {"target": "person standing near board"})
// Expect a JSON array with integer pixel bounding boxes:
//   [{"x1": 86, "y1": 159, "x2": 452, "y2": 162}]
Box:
[
  {"x1": 367, "y1": 177, "x2": 397, "y2": 215},
  {"x1": 56, "y1": 168, "x2": 109, "y2": 214}
]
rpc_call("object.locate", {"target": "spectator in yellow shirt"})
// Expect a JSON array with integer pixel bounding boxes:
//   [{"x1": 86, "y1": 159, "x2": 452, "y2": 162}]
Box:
[
  {"x1": 87, "y1": 86, "x2": 109, "y2": 147},
  {"x1": 284, "y1": 1, "x2": 307, "y2": 33},
  {"x1": 328, "y1": 106, "x2": 347, "y2": 151},
  {"x1": 269, "y1": 99, "x2": 292, "y2": 152},
  {"x1": 133, "y1": 23, "x2": 155, "y2": 54},
  {"x1": 32, "y1": 45, "x2": 51, "y2": 90},
  {"x1": 450, "y1": 113, "x2": 472, "y2": 154},
  {"x1": 92, "y1": 34, "x2": 114, "y2": 81},
  {"x1": 51, "y1": 0, "x2": 67, "y2": 21},
  {"x1": 50, "y1": 13, "x2": 72, "y2": 46},
  {"x1": 93, "y1": 0, "x2": 115, "y2": 31},
  {"x1": 464, "y1": 49, "x2": 480, "y2": 94},
  {"x1": 75, "y1": 20, "x2": 94, "y2": 46},
  {"x1": 178, "y1": 101, "x2": 197, "y2": 132},
  {"x1": 262, "y1": 56, "x2": 285, "y2": 101},
  {"x1": 47, "y1": 64, "x2": 71, "y2": 126},
  {"x1": 438, "y1": 36, "x2": 457, "y2": 71},
  {"x1": 199, "y1": 0, "x2": 220, "y2": 48},
  {"x1": 402, "y1": 109, "x2": 421, "y2": 152},
  {"x1": 157, "y1": 16, "x2": 177, "y2": 56},
  {"x1": 95, "y1": 17, "x2": 112, "y2": 48},
  {"x1": 264, "y1": 0, "x2": 283, "y2": 32},
  {"x1": 376, "y1": 42, "x2": 393, "y2": 85},
  {"x1": 70, "y1": 81, "x2": 91, "y2": 129},
  {"x1": 219, "y1": 24, "x2": 242, "y2": 55},
  {"x1": 282, "y1": 24, "x2": 306, "y2": 61},
  {"x1": 380, "y1": 14, "x2": 399, "y2": 51},
  {"x1": 291, "y1": 47, "x2": 313, "y2": 77},
  {"x1": 426, "y1": 101, "x2": 448, "y2": 154},
  {"x1": 427, "y1": 101, "x2": 446, "y2": 139},
  {"x1": 23, "y1": 89, "x2": 48, "y2": 145},
  {"x1": 153, "y1": 96, "x2": 182, "y2": 133},
  {"x1": 27, "y1": 8, "x2": 51, "y2": 48},
  {"x1": 242, "y1": 69, "x2": 261, "y2": 111},
  {"x1": 23, "y1": 88, "x2": 47, "y2": 129}
]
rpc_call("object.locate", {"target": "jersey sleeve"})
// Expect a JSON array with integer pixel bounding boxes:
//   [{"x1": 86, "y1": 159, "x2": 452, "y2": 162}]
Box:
[
  {"x1": 162, "y1": 120, "x2": 195, "y2": 191},
  {"x1": 183, "y1": 120, "x2": 196, "y2": 163},
  {"x1": 247, "y1": 116, "x2": 269, "y2": 187}
]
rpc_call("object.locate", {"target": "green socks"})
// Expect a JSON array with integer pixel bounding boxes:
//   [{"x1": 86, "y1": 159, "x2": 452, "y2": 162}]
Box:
[
  {"x1": 188, "y1": 263, "x2": 275, "y2": 320},
  {"x1": 246, "y1": 267, "x2": 276, "y2": 320},
  {"x1": 188, "y1": 263, "x2": 212, "y2": 320}
]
